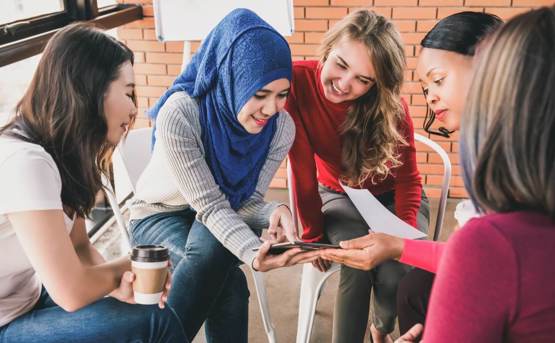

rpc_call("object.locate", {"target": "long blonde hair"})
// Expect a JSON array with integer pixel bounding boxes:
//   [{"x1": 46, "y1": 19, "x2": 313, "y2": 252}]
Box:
[{"x1": 319, "y1": 10, "x2": 407, "y2": 186}]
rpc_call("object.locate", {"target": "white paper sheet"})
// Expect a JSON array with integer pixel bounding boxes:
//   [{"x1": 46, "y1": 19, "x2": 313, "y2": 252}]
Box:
[{"x1": 340, "y1": 183, "x2": 427, "y2": 240}]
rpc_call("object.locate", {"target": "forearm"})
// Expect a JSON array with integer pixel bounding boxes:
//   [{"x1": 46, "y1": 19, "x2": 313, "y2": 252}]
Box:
[{"x1": 76, "y1": 244, "x2": 106, "y2": 266}]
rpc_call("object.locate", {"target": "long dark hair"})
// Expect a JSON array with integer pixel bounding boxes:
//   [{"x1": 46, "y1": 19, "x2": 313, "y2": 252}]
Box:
[
  {"x1": 420, "y1": 12, "x2": 502, "y2": 137},
  {"x1": 0, "y1": 23, "x2": 134, "y2": 217},
  {"x1": 460, "y1": 6, "x2": 555, "y2": 218}
]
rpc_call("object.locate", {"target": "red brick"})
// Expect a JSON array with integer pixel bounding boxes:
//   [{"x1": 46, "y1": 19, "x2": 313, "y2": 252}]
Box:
[
  {"x1": 428, "y1": 153, "x2": 460, "y2": 165},
  {"x1": 126, "y1": 40, "x2": 165, "y2": 52},
  {"x1": 270, "y1": 178, "x2": 286, "y2": 189},
  {"x1": 165, "y1": 41, "x2": 184, "y2": 53},
  {"x1": 134, "y1": 63, "x2": 166, "y2": 75},
  {"x1": 147, "y1": 75, "x2": 175, "y2": 87},
  {"x1": 146, "y1": 52, "x2": 182, "y2": 64},
  {"x1": 392, "y1": 20, "x2": 416, "y2": 32},
  {"x1": 306, "y1": 7, "x2": 348, "y2": 19},
  {"x1": 416, "y1": 152, "x2": 427, "y2": 163},
  {"x1": 401, "y1": 32, "x2": 426, "y2": 44},
  {"x1": 136, "y1": 86, "x2": 167, "y2": 98},
  {"x1": 485, "y1": 7, "x2": 531, "y2": 20},
  {"x1": 133, "y1": 117, "x2": 151, "y2": 129},
  {"x1": 406, "y1": 56, "x2": 418, "y2": 69},
  {"x1": 417, "y1": 20, "x2": 438, "y2": 32},
  {"x1": 452, "y1": 142, "x2": 459, "y2": 153},
  {"x1": 134, "y1": 74, "x2": 147, "y2": 86},
  {"x1": 294, "y1": 7, "x2": 305, "y2": 19},
  {"x1": 418, "y1": 163, "x2": 445, "y2": 175},
  {"x1": 513, "y1": 0, "x2": 554, "y2": 5},
  {"x1": 404, "y1": 70, "x2": 413, "y2": 82},
  {"x1": 137, "y1": 97, "x2": 149, "y2": 108},
  {"x1": 133, "y1": 52, "x2": 145, "y2": 63},
  {"x1": 142, "y1": 5, "x2": 154, "y2": 16},
  {"x1": 294, "y1": 0, "x2": 330, "y2": 5},
  {"x1": 295, "y1": 19, "x2": 329, "y2": 31},
  {"x1": 143, "y1": 29, "x2": 156, "y2": 40},
  {"x1": 367, "y1": 7, "x2": 392, "y2": 18},
  {"x1": 123, "y1": 18, "x2": 154, "y2": 29},
  {"x1": 393, "y1": 7, "x2": 436, "y2": 19},
  {"x1": 416, "y1": 141, "x2": 451, "y2": 153},
  {"x1": 404, "y1": 45, "x2": 415, "y2": 57},
  {"x1": 331, "y1": 0, "x2": 372, "y2": 5},
  {"x1": 449, "y1": 187, "x2": 468, "y2": 198},
  {"x1": 286, "y1": 32, "x2": 305, "y2": 44},
  {"x1": 117, "y1": 28, "x2": 142, "y2": 39},
  {"x1": 305, "y1": 32, "x2": 325, "y2": 44},
  {"x1": 402, "y1": 81, "x2": 423, "y2": 94},
  {"x1": 423, "y1": 187, "x2": 441, "y2": 198},
  {"x1": 375, "y1": 0, "x2": 417, "y2": 5},
  {"x1": 438, "y1": 7, "x2": 484, "y2": 18},
  {"x1": 466, "y1": 0, "x2": 509, "y2": 5},
  {"x1": 409, "y1": 106, "x2": 427, "y2": 117},
  {"x1": 167, "y1": 64, "x2": 182, "y2": 76},
  {"x1": 290, "y1": 44, "x2": 319, "y2": 56},
  {"x1": 411, "y1": 94, "x2": 427, "y2": 105},
  {"x1": 419, "y1": 0, "x2": 462, "y2": 5}
]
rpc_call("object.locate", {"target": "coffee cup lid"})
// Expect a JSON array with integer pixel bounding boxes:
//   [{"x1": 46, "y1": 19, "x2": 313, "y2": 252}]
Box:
[{"x1": 131, "y1": 245, "x2": 169, "y2": 262}]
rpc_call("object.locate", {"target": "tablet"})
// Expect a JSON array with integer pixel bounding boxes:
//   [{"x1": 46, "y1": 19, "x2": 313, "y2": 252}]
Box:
[{"x1": 252, "y1": 241, "x2": 341, "y2": 255}]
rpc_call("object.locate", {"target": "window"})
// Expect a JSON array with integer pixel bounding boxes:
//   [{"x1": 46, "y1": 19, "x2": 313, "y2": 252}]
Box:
[
  {"x1": 1, "y1": 1, "x2": 64, "y2": 25},
  {"x1": 0, "y1": 0, "x2": 142, "y2": 67}
]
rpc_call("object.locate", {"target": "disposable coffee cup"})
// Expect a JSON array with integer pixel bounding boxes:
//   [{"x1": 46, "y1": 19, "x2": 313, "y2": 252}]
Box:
[{"x1": 131, "y1": 245, "x2": 169, "y2": 305}]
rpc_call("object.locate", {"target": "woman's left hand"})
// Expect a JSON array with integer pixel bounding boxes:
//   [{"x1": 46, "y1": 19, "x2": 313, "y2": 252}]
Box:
[
  {"x1": 110, "y1": 268, "x2": 172, "y2": 310},
  {"x1": 267, "y1": 205, "x2": 299, "y2": 243},
  {"x1": 395, "y1": 324, "x2": 424, "y2": 343}
]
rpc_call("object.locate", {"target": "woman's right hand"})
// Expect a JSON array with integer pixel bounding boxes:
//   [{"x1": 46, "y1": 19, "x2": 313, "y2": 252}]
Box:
[
  {"x1": 252, "y1": 241, "x2": 320, "y2": 272},
  {"x1": 320, "y1": 232, "x2": 405, "y2": 271}
]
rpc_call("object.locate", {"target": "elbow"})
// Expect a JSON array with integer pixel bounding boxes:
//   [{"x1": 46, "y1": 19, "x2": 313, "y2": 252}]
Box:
[{"x1": 49, "y1": 291, "x2": 89, "y2": 313}]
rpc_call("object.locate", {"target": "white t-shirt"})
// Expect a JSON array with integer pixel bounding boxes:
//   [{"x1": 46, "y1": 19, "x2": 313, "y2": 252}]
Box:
[{"x1": 0, "y1": 135, "x2": 74, "y2": 327}]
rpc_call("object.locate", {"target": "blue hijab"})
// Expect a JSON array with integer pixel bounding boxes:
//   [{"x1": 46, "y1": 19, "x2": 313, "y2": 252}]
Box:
[{"x1": 148, "y1": 8, "x2": 292, "y2": 210}]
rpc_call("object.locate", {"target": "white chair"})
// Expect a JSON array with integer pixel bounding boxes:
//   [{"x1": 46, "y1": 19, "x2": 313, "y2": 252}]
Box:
[
  {"x1": 103, "y1": 127, "x2": 277, "y2": 343},
  {"x1": 292, "y1": 132, "x2": 452, "y2": 343}
]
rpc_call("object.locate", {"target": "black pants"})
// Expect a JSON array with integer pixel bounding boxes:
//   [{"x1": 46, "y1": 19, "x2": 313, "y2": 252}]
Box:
[{"x1": 397, "y1": 268, "x2": 435, "y2": 339}]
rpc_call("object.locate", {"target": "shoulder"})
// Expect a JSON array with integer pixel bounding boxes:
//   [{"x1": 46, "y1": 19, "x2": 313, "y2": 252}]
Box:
[
  {"x1": 0, "y1": 137, "x2": 58, "y2": 174},
  {"x1": 272, "y1": 110, "x2": 296, "y2": 147},
  {"x1": 156, "y1": 91, "x2": 200, "y2": 136}
]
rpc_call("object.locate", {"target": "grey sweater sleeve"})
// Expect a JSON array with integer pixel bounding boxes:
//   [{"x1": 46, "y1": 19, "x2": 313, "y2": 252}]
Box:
[{"x1": 156, "y1": 93, "x2": 295, "y2": 265}]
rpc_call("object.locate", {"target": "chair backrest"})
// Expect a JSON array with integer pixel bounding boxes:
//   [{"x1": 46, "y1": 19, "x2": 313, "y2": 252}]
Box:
[
  {"x1": 286, "y1": 132, "x2": 451, "y2": 241},
  {"x1": 113, "y1": 127, "x2": 153, "y2": 203}
]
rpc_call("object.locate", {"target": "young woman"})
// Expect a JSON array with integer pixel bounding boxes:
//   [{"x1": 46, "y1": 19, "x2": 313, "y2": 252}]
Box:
[
  {"x1": 397, "y1": 6, "x2": 555, "y2": 341},
  {"x1": 319, "y1": 12, "x2": 503, "y2": 337},
  {"x1": 0, "y1": 24, "x2": 186, "y2": 342},
  {"x1": 286, "y1": 10, "x2": 429, "y2": 343},
  {"x1": 129, "y1": 9, "x2": 319, "y2": 342}
]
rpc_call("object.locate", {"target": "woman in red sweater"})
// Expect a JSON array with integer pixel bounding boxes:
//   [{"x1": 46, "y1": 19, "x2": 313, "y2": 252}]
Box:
[{"x1": 285, "y1": 10, "x2": 429, "y2": 343}]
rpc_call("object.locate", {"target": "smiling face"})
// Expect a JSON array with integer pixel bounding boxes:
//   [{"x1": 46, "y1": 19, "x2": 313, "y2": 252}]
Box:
[
  {"x1": 103, "y1": 61, "x2": 137, "y2": 145},
  {"x1": 320, "y1": 36, "x2": 376, "y2": 103},
  {"x1": 416, "y1": 47, "x2": 474, "y2": 132},
  {"x1": 237, "y1": 78, "x2": 290, "y2": 134}
]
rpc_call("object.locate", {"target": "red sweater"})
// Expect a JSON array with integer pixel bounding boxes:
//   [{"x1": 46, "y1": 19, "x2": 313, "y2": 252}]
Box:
[
  {"x1": 424, "y1": 211, "x2": 555, "y2": 342},
  {"x1": 286, "y1": 60, "x2": 422, "y2": 242}
]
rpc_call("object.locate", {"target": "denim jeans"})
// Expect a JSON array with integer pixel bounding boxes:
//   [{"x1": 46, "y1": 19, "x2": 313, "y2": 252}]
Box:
[
  {"x1": 0, "y1": 287, "x2": 187, "y2": 343},
  {"x1": 129, "y1": 208, "x2": 250, "y2": 343}
]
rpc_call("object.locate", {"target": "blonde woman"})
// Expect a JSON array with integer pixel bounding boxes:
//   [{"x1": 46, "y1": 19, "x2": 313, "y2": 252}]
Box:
[{"x1": 286, "y1": 10, "x2": 429, "y2": 343}]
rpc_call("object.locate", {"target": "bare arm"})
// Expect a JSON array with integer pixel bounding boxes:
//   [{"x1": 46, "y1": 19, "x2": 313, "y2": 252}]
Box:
[
  {"x1": 10, "y1": 210, "x2": 129, "y2": 312},
  {"x1": 70, "y1": 216, "x2": 106, "y2": 266}
]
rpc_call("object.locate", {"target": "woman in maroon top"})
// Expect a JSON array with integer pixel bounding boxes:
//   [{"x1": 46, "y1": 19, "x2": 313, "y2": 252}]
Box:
[{"x1": 286, "y1": 10, "x2": 429, "y2": 343}]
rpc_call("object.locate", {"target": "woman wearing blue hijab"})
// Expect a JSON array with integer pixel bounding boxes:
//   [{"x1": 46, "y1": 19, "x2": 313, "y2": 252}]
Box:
[{"x1": 128, "y1": 8, "x2": 319, "y2": 341}]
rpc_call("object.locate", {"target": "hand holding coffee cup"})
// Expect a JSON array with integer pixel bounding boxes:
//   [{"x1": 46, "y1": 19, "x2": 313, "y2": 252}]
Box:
[{"x1": 131, "y1": 245, "x2": 170, "y2": 305}]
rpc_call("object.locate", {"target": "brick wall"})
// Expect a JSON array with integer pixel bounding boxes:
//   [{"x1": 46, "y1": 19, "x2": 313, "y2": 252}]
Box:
[{"x1": 118, "y1": 0, "x2": 551, "y2": 198}]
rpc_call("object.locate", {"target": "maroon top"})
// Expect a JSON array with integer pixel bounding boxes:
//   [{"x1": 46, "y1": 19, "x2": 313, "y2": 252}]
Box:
[
  {"x1": 286, "y1": 60, "x2": 422, "y2": 241},
  {"x1": 424, "y1": 211, "x2": 555, "y2": 342}
]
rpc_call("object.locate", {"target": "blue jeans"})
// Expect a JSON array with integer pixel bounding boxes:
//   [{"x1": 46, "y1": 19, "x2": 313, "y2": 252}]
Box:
[
  {"x1": 129, "y1": 208, "x2": 250, "y2": 343},
  {"x1": 0, "y1": 287, "x2": 187, "y2": 342}
]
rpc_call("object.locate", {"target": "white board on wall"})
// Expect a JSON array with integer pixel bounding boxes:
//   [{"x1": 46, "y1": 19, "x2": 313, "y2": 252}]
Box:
[{"x1": 153, "y1": 0, "x2": 295, "y2": 41}]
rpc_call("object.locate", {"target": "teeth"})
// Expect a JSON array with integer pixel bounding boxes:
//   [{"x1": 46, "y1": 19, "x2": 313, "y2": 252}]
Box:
[{"x1": 332, "y1": 82, "x2": 344, "y2": 94}]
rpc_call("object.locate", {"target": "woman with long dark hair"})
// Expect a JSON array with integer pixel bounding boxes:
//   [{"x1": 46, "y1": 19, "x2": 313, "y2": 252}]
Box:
[{"x1": 0, "y1": 24, "x2": 186, "y2": 342}]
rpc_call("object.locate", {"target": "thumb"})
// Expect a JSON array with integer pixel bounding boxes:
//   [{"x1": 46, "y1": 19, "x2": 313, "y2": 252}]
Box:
[{"x1": 339, "y1": 234, "x2": 373, "y2": 249}]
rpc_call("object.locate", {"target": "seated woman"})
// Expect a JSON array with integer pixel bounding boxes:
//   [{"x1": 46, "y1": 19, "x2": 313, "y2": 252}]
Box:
[
  {"x1": 286, "y1": 10, "x2": 429, "y2": 343},
  {"x1": 129, "y1": 8, "x2": 319, "y2": 342},
  {"x1": 0, "y1": 24, "x2": 186, "y2": 342},
  {"x1": 329, "y1": 6, "x2": 555, "y2": 342}
]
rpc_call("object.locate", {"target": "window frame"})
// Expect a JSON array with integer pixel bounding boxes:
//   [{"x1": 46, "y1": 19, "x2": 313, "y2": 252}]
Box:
[{"x1": 0, "y1": 0, "x2": 142, "y2": 67}]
